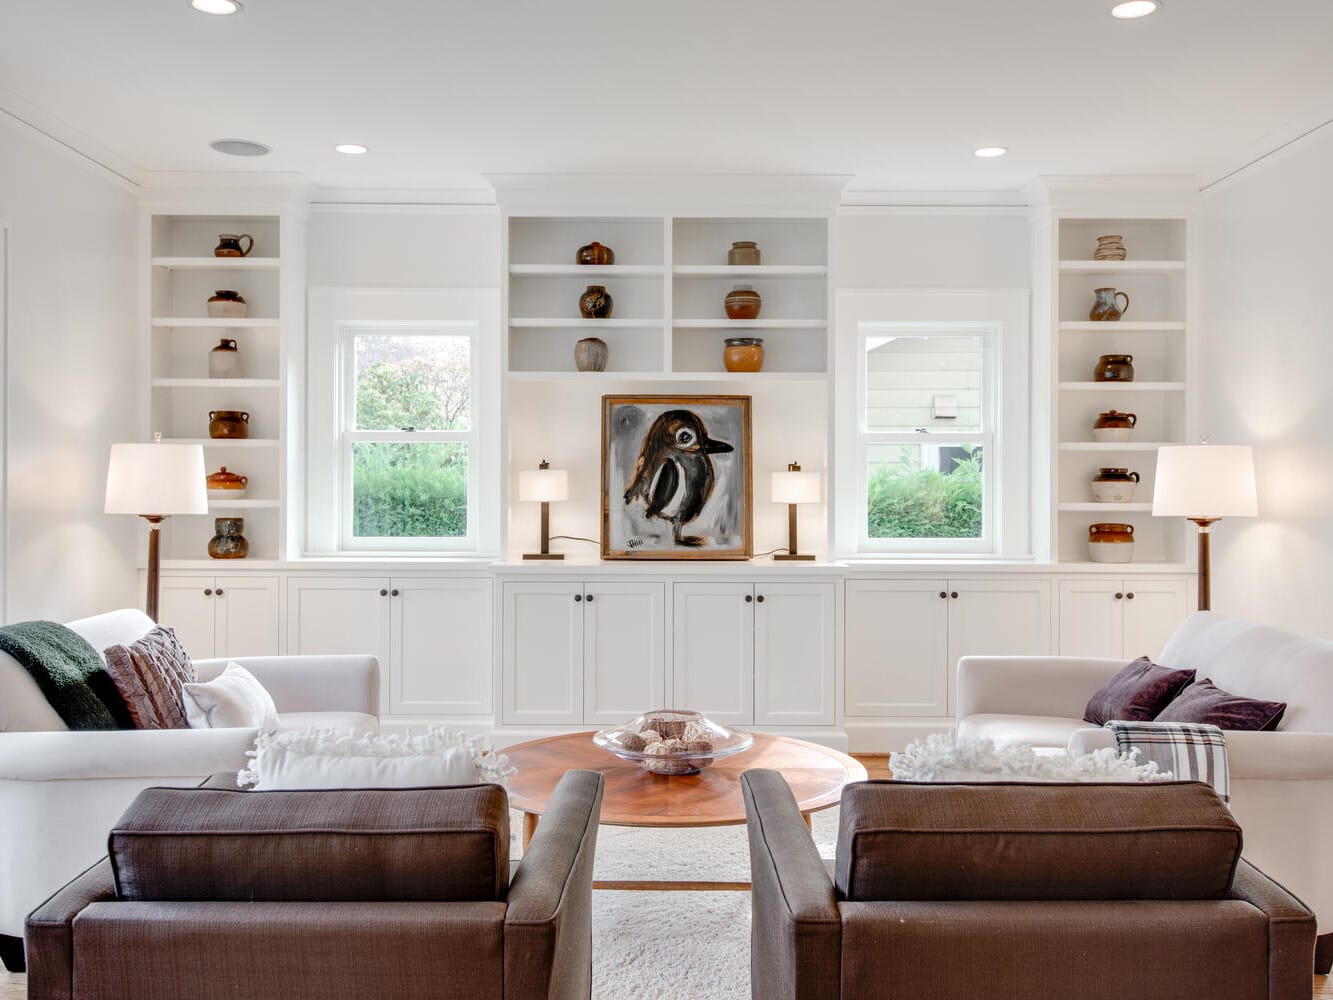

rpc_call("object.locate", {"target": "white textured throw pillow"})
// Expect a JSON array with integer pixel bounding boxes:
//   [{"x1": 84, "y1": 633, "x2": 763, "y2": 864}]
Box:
[
  {"x1": 890, "y1": 733, "x2": 1171, "y2": 783},
  {"x1": 181, "y1": 662, "x2": 279, "y2": 733},
  {"x1": 238, "y1": 726, "x2": 515, "y2": 790}
]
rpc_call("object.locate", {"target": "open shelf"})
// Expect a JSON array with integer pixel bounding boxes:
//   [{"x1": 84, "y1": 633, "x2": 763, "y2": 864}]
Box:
[
  {"x1": 508, "y1": 264, "x2": 663, "y2": 276},
  {"x1": 151, "y1": 378, "x2": 280, "y2": 389},
  {"x1": 1059, "y1": 441, "x2": 1178, "y2": 452},
  {"x1": 152, "y1": 256, "x2": 281, "y2": 270},
  {"x1": 673, "y1": 265, "x2": 828, "y2": 277},
  {"x1": 1058, "y1": 260, "x2": 1185, "y2": 274},
  {"x1": 506, "y1": 370, "x2": 829, "y2": 382},
  {"x1": 509, "y1": 318, "x2": 662, "y2": 329},
  {"x1": 672, "y1": 319, "x2": 825, "y2": 329},
  {"x1": 207, "y1": 499, "x2": 281, "y2": 510},
  {"x1": 163, "y1": 438, "x2": 283, "y2": 448},
  {"x1": 1057, "y1": 382, "x2": 1186, "y2": 392},
  {"x1": 152, "y1": 318, "x2": 281, "y2": 329},
  {"x1": 1059, "y1": 321, "x2": 1185, "y2": 332},
  {"x1": 1058, "y1": 502, "x2": 1153, "y2": 513}
]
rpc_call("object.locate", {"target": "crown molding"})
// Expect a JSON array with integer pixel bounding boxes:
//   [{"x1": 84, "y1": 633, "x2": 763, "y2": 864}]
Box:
[
  {"x1": 0, "y1": 86, "x2": 143, "y2": 192},
  {"x1": 1200, "y1": 113, "x2": 1333, "y2": 196}
]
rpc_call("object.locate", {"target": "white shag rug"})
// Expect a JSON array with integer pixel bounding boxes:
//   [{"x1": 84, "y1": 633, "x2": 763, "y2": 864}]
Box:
[{"x1": 511, "y1": 808, "x2": 841, "y2": 1000}]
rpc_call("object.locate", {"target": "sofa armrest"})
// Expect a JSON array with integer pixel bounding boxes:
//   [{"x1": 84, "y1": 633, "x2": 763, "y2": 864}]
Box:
[
  {"x1": 25, "y1": 858, "x2": 116, "y2": 1000},
  {"x1": 505, "y1": 770, "x2": 603, "y2": 1000},
  {"x1": 1228, "y1": 858, "x2": 1317, "y2": 996},
  {"x1": 741, "y1": 769, "x2": 841, "y2": 1000},
  {"x1": 0, "y1": 728, "x2": 256, "y2": 781},
  {"x1": 194, "y1": 655, "x2": 380, "y2": 716},
  {"x1": 1068, "y1": 728, "x2": 1333, "y2": 781},
  {"x1": 956, "y1": 655, "x2": 1126, "y2": 720}
]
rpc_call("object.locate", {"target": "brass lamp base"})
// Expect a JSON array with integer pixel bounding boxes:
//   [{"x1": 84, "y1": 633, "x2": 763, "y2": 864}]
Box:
[
  {"x1": 773, "y1": 553, "x2": 816, "y2": 562},
  {"x1": 524, "y1": 500, "x2": 564, "y2": 560},
  {"x1": 523, "y1": 553, "x2": 565, "y2": 561},
  {"x1": 774, "y1": 503, "x2": 816, "y2": 561}
]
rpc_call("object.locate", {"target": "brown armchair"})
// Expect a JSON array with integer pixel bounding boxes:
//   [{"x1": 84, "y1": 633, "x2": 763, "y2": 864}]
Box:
[
  {"x1": 26, "y1": 770, "x2": 603, "y2": 1000},
  {"x1": 742, "y1": 770, "x2": 1316, "y2": 1000}
]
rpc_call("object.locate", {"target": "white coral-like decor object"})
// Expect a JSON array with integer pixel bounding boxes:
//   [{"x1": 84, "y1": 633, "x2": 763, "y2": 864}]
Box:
[{"x1": 889, "y1": 733, "x2": 1171, "y2": 783}]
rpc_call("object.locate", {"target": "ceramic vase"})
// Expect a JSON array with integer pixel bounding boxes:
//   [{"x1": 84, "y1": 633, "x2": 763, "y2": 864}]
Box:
[
  {"x1": 1093, "y1": 354, "x2": 1135, "y2": 382},
  {"x1": 724, "y1": 286, "x2": 762, "y2": 320},
  {"x1": 574, "y1": 337, "x2": 608, "y2": 372},
  {"x1": 206, "y1": 290, "x2": 247, "y2": 319},
  {"x1": 208, "y1": 410, "x2": 250, "y2": 439},
  {"x1": 1088, "y1": 523, "x2": 1134, "y2": 563},
  {"x1": 208, "y1": 338, "x2": 241, "y2": 378},
  {"x1": 579, "y1": 285, "x2": 614, "y2": 318},
  {"x1": 213, "y1": 234, "x2": 253, "y2": 258},
  {"x1": 1089, "y1": 287, "x2": 1130, "y2": 321},
  {"x1": 727, "y1": 241, "x2": 761, "y2": 265},
  {"x1": 207, "y1": 517, "x2": 249, "y2": 559},
  {"x1": 576, "y1": 242, "x2": 615, "y2": 265},
  {"x1": 723, "y1": 337, "x2": 765, "y2": 372},
  {"x1": 1091, "y1": 469, "x2": 1140, "y2": 503}
]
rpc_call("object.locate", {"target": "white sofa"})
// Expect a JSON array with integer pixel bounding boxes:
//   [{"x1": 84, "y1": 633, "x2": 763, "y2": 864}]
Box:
[
  {"x1": 956, "y1": 611, "x2": 1333, "y2": 957},
  {"x1": 0, "y1": 608, "x2": 380, "y2": 951}
]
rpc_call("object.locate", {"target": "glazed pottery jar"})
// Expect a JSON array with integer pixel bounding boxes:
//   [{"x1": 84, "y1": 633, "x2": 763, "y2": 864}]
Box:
[
  {"x1": 579, "y1": 285, "x2": 614, "y2": 318},
  {"x1": 1093, "y1": 354, "x2": 1135, "y2": 382},
  {"x1": 727, "y1": 241, "x2": 761, "y2": 266},
  {"x1": 1095, "y1": 235, "x2": 1127, "y2": 261},
  {"x1": 207, "y1": 517, "x2": 249, "y2": 559},
  {"x1": 576, "y1": 241, "x2": 615, "y2": 265},
  {"x1": 206, "y1": 290, "x2": 248, "y2": 319},
  {"x1": 1092, "y1": 409, "x2": 1138, "y2": 441},
  {"x1": 213, "y1": 234, "x2": 254, "y2": 258},
  {"x1": 208, "y1": 338, "x2": 241, "y2": 379},
  {"x1": 208, "y1": 410, "x2": 250, "y2": 439},
  {"x1": 574, "y1": 337, "x2": 608, "y2": 372},
  {"x1": 724, "y1": 285, "x2": 762, "y2": 320},
  {"x1": 723, "y1": 337, "x2": 765, "y2": 373},
  {"x1": 205, "y1": 467, "x2": 248, "y2": 499},
  {"x1": 1091, "y1": 468, "x2": 1140, "y2": 503},
  {"x1": 1088, "y1": 522, "x2": 1134, "y2": 563},
  {"x1": 1089, "y1": 287, "x2": 1130, "y2": 321}
]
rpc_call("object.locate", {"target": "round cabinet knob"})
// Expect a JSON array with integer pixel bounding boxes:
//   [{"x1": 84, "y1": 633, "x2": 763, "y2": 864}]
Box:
[
  {"x1": 215, "y1": 589, "x2": 223, "y2": 597},
  {"x1": 391, "y1": 589, "x2": 399, "y2": 597},
  {"x1": 1126, "y1": 592, "x2": 1135, "y2": 600},
  {"x1": 939, "y1": 591, "x2": 948, "y2": 599},
  {"x1": 1115, "y1": 592, "x2": 1124, "y2": 600},
  {"x1": 950, "y1": 591, "x2": 959, "y2": 600},
  {"x1": 756, "y1": 595, "x2": 765, "y2": 603},
  {"x1": 585, "y1": 594, "x2": 594, "y2": 603},
  {"x1": 744, "y1": 594, "x2": 753, "y2": 603},
  {"x1": 203, "y1": 588, "x2": 213, "y2": 596},
  {"x1": 574, "y1": 594, "x2": 582, "y2": 602},
  {"x1": 379, "y1": 589, "x2": 388, "y2": 597}
]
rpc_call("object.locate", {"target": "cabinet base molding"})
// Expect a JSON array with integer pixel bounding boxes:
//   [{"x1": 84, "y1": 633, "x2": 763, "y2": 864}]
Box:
[{"x1": 844, "y1": 718, "x2": 955, "y2": 754}]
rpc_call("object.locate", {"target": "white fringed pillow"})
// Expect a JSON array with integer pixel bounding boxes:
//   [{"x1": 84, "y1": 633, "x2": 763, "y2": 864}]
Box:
[
  {"x1": 890, "y1": 733, "x2": 1171, "y2": 783},
  {"x1": 238, "y1": 726, "x2": 515, "y2": 790},
  {"x1": 181, "y1": 663, "x2": 279, "y2": 733}
]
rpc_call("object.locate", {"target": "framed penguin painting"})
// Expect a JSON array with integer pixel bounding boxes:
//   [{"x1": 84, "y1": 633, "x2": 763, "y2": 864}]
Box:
[{"x1": 601, "y1": 395, "x2": 753, "y2": 560}]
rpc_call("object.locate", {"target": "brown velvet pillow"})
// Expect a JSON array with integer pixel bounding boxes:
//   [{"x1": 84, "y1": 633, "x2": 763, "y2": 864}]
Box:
[
  {"x1": 103, "y1": 625, "x2": 196, "y2": 729},
  {"x1": 1083, "y1": 656, "x2": 1196, "y2": 726},
  {"x1": 1156, "y1": 678, "x2": 1286, "y2": 731}
]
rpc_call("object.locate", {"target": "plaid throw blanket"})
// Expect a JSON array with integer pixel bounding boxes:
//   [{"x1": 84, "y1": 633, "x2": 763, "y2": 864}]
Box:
[{"x1": 1106, "y1": 721, "x2": 1230, "y2": 804}]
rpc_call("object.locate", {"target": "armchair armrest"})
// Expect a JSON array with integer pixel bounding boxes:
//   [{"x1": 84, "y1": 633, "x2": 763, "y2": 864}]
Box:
[
  {"x1": 741, "y1": 769, "x2": 840, "y2": 1000},
  {"x1": 1228, "y1": 858, "x2": 1316, "y2": 996},
  {"x1": 25, "y1": 858, "x2": 116, "y2": 1000},
  {"x1": 0, "y1": 728, "x2": 256, "y2": 781},
  {"x1": 505, "y1": 770, "x2": 603, "y2": 1000},
  {"x1": 956, "y1": 655, "x2": 1126, "y2": 720},
  {"x1": 194, "y1": 655, "x2": 380, "y2": 716}
]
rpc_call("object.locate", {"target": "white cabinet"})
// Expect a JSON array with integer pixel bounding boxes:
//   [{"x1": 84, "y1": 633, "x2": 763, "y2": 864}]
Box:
[
  {"x1": 673, "y1": 583, "x2": 755, "y2": 725},
  {"x1": 845, "y1": 579, "x2": 1053, "y2": 718},
  {"x1": 158, "y1": 575, "x2": 281, "y2": 660},
  {"x1": 1059, "y1": 577, "x2": 1189, "y2": 660},
  {"x1": 502, "y1": 581, "x2": 665, "y2": 726}
]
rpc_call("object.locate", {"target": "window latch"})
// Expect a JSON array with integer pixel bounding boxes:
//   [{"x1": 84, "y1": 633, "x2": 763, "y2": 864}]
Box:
[
  {"x1": 401, "y1": 426, "x2": 415, "y2": 432},
  {"x1": 915, "y1": 427, "x2": 930, "y2": 434}
]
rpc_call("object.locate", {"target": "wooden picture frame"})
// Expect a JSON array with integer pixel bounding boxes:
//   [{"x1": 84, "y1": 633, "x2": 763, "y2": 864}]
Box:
[{"x1": 601, "y1": 395, "x2": 753, "y2": 560}]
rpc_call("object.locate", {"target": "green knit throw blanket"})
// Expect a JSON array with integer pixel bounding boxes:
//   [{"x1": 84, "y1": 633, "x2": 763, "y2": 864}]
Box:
[{"x1": 0, "y1": 620, "x2": 131, "y2": 730}]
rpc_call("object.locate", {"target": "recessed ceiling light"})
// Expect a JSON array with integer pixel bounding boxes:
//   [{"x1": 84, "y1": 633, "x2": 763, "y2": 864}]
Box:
[
  {"x1": 974, "y1": 146, "x2": 1008, "y2": 158},
  {"x1": 209, "y1": 138, "x2": 271, "y2": 157},
  {"x1": 191, "y1": 0, "x2": 243, "y2": 14},
  {"x1": 334, "y1": 143, "x2": 370, "y2": 155},
  {"x1": 1110, "y1": 1, "x2": 1160, "y2": 18}
]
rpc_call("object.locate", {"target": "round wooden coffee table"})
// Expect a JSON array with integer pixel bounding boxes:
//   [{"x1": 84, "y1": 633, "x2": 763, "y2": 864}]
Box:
[{"x1": 504, "y1": 731, "x2": 866, "y2": 890}]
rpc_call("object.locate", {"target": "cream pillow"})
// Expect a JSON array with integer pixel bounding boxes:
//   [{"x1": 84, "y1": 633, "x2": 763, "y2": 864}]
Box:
[
  {"x1": 238, "y1": 726, "x2": 514, "y2": 790},
  {"x1": 181, "y1": 662, "x2": 279, "y2": 732}
]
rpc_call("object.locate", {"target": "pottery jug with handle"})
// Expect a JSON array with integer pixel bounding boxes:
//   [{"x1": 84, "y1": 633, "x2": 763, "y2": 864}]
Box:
[
  {"x1": 214, "y1": 234, "x2": 254, "y2": 258},
  {"x1": 1089, "y1": 287, "x2": 1130, "y2": 321}
]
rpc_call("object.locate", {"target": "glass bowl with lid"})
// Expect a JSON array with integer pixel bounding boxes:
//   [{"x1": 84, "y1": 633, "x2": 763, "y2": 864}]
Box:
[{"x1": 593, "y1": 710, "x2": 754, "y2": 775}]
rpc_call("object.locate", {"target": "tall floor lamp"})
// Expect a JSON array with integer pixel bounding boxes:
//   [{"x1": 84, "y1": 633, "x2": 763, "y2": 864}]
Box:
[
  {"x1": 1152, "y1": 443, "x2": 1257, "y2": 611},
  {"x1": 105, "y1": 437, "x2": 208, "y2": 621}
]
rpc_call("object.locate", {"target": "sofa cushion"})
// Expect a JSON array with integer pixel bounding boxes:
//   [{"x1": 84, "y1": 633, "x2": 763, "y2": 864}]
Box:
[
  {"x1": 110, "y1": 781, "x2": 511, "y2": 903},
  {"x1": 1156, "y1": 678, "x2": 1286, "y2": 731},
  {"x1": 104, "y1": 626, "x2": 196, "y2": 730},
  {"x1": 835, "y1": 780, "x2": 1241, "y2": 902},
  {"x1": 1083, "y1": 656, "x2": 1196, "y2": 725},
  {"x1": 955, "y1": 713, "x2": 1092, "y2": 749},
  {"x1": 182, "y1": 662, "x2": 278, "y2": 732},
  {"x1": 279, "y1": 710, "x2": 379, "y2": 734},
  {"x1": 0, "y1": 652, "x2": 67, "y2": 732}
]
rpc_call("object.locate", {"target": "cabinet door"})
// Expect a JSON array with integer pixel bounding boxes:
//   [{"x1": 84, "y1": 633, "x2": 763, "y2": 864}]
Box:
[
  {"x1": 216, "y1": 576, "x2": 281, "y2": 658},
  {"x1": 502, "y1": 582, "x2": 583, "y2": 725},
  {"x1": 584, "y1": 581, "x2": 666, "y2": 724},
  {"x1": 391, "y1": 578, "x2": 493, "y2": 717},
  {"x1": 672, "y1": 583, "x2": 754, "y2": 725},
  {"x1": 844, "y1": 580, "x2": 949, "y2": 717},
  {"x1": 1058, "y1": 579, "x2": 1125, "y2": 658},
  {"x1": 157, "y1": 576, "x2": 218, "y2": 660},
  {"x1": 286, "y1": 576, "x2": 392, "y2": 698},
  {"x1": 754, "y1": 582, "x2": 836, "y2": 726},
  {"x1": 1121, "y1": 578, "x2": 1190, "y2": 661},
  {"x1": 947, "y1": 579, "x2": 1054, "y2": 714}
]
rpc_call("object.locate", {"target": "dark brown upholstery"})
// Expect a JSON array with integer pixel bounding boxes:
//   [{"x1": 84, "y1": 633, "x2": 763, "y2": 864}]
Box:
[
  {"x1": 835, "y1": 779, "x2": 1242, "y2": 901},
  {"x1": 27, "y1": 771, "x2": 603, "y2": 1000},
  {"x1": 743, "y1": 769, "x2": 1316, "y2": 1000}
]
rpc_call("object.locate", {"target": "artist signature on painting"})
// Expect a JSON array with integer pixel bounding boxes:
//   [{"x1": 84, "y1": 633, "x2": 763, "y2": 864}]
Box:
[{"x1": 626, "y1": 537, "x2": 644, "y2": 549}]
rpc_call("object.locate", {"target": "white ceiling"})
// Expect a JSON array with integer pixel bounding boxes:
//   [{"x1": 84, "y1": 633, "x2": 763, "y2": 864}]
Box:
[{"x1": 3, "y1": 0, "x2": 1332, "y2": 194}]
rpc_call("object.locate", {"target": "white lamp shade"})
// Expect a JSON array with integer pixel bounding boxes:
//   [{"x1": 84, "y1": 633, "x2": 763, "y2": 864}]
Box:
[
  {"x1": 105, "y1": 443, "x2": 208, "y2": 515},
  {"x1": 771, "y1": 469, "x2": 821, "y2": 505},
  {"x1": 519, "y1": 467, "x2": 569, "y2": 503},
  {"x1": 1152, "y1": 445, "x2": 1257, "y2": 519}
]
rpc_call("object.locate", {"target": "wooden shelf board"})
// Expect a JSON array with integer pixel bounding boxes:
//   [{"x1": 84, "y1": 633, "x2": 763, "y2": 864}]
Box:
[
  {"x1": 1058, "y1": 502, "x2": 1153, "y2": 513},
  {"x1": 151, "y1": 256, "x2": 281, "y2": 270},
  {"x1": 507, "y1": 370, "x2": 829, "y2": 382},
  {"x1": 1058, "y1": 442, "x2": 1176, "y2": 452},
  {"x1": 672, "y1": 265, "x2": 828, "y2": 277},
  {"x1": 1057, "y1": 382, "x2": 1185, "y2": 392},
  {"x1": 508, "y1": 264, "x2": 664, "y2": 276},
  {"x1": 1059, "y1": 321, "x2": 1185, "y2": 332},
  {"x1": 672, "y1": 319, "x2": 826, "y2": 329},
  {"x1": 162, "y1": 438, "x2": 282, "y2": 448},
  {"x1": 1058, "y1": 260, "x2": 1185, "y2": 274},
  {"x1": 509, "y1": 318, "x2": 662, "y2": 329},
  {"x1": 152, "y1": 318, "x2": 281, "y2": 328},
  {"x1": 152, "y1": 378, "x2": 280, "y2": 389}
]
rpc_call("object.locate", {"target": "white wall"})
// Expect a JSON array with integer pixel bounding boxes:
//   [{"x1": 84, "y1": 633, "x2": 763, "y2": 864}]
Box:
[
  {"x1": 1197, "y1": 128, "x2": 1333, "y2": 637},
  {"x1": 307, "y1": 209, "x2": 500, "y2": 288},
  {"x1": 833, "y1": 211, "x2": 1030, "y2": 290},
  {"x1": 0, "y1": 117, "x2": 141, "y2": 621}
]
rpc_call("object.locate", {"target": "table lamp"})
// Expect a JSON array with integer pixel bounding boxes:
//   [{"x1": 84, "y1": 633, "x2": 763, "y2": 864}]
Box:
[
  {"x1": 1152, "y1": 443, "x2": 1257, "y2": 611},
  {"x1": 519, "y1": 460, "x2": 569, "y2": 560},
  {"x1": 771, "y1": 462, "x2": 821, "y2": 561},
  {"x1": 105, "y1": 435, "x2": 208, "y2": 620}
]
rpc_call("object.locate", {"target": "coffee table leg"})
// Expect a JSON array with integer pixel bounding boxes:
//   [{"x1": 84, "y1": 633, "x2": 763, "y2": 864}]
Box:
[
  {"x1": 522, "y1": 811, "x2": 539, "y2": 850},
  {"x1": 801, "y1": 811, "x2": 812, "y2": 831}
]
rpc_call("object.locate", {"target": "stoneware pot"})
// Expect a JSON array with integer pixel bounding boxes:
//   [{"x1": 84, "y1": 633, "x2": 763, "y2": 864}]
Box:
[
  {"x1": 1088, "y1": 522, "x2": 1134, "y2": 563},
  {"x1": 213, "y1": 234, "x2": 254, "y2": 258},
  {"x1": 205, "y1": 467, "x2": 248, "y2": 500},
  {"x1": 1095, "y1": 234, "x2": 1128, "y2": 261},
  {"x1": 1089, "y1": 287, "x2": 1130, "y2": 321},
  {"x1": 727, "y1": 241, "x2": 761, "y2": 266},
  {"x1": 1093, "y1": 354, "x2": 1135, "y2": 382},
  {"x1": 574, "y1": 336, "x2": 608, "y2": 372},
  {"x1": 208, "y1": 338, "x2": 241, "y2": 379},
  {"x1": 579, "y1": 285, "x2": 614, "y2": 319},
  {"x1": 206, "y1": 290, "x2": 248, "y2": 319},
  {"x1": 207, "y1": 517, "x2": 250, "y2": 559},
  {"x1": 724, "y1": 285, "x2": 762, "y2": 320},
  {"x1": 576, "y1": 241, "x2": 615, "y2": 266},
  {"x1": 1092, "y1": 409, "x2": 1137, "y2": 441},
  {"x1": 208, "y1": 409, "x2": 250, "y2": 439},
  {"x1": 1091, "y1": 468, "x2": 1140, "y2": 503},
  {"x1": 723, "y1": 337, "x2": 765, "y2": 373}
]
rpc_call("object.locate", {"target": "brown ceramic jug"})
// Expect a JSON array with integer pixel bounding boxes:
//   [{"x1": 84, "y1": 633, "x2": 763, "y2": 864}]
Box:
[
  {"x1": 1092, "y1": 409, "x2": 1137, "y2": 441},
  {"x1": 576, "y1": 242, "x2": 615, "y2": 266},
  {"x1": 1088, "y1": 522, "x2": 1135, "y2": 563},
  {"x1": 724, "y1": 286, "x2": 762, "y2": 320},
  {"x1": 1091, "y1": 468, "x2": 1140, "y2": 503},
  {"x1": 1093, "y1": 354, "x2": 1135, "y2": 382},
  {"x1": 208, "y1": 410, "x2": 250, "y2": 439},
  {"x1": 207, "y1": 517, "x2": 250, "y2": 559},
  {"x1": 205, "y1": 467, "x2": 248, "y2": 498},
  {"x1": 214, "y1": 234, "x2": 254, "y2": 258}
]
